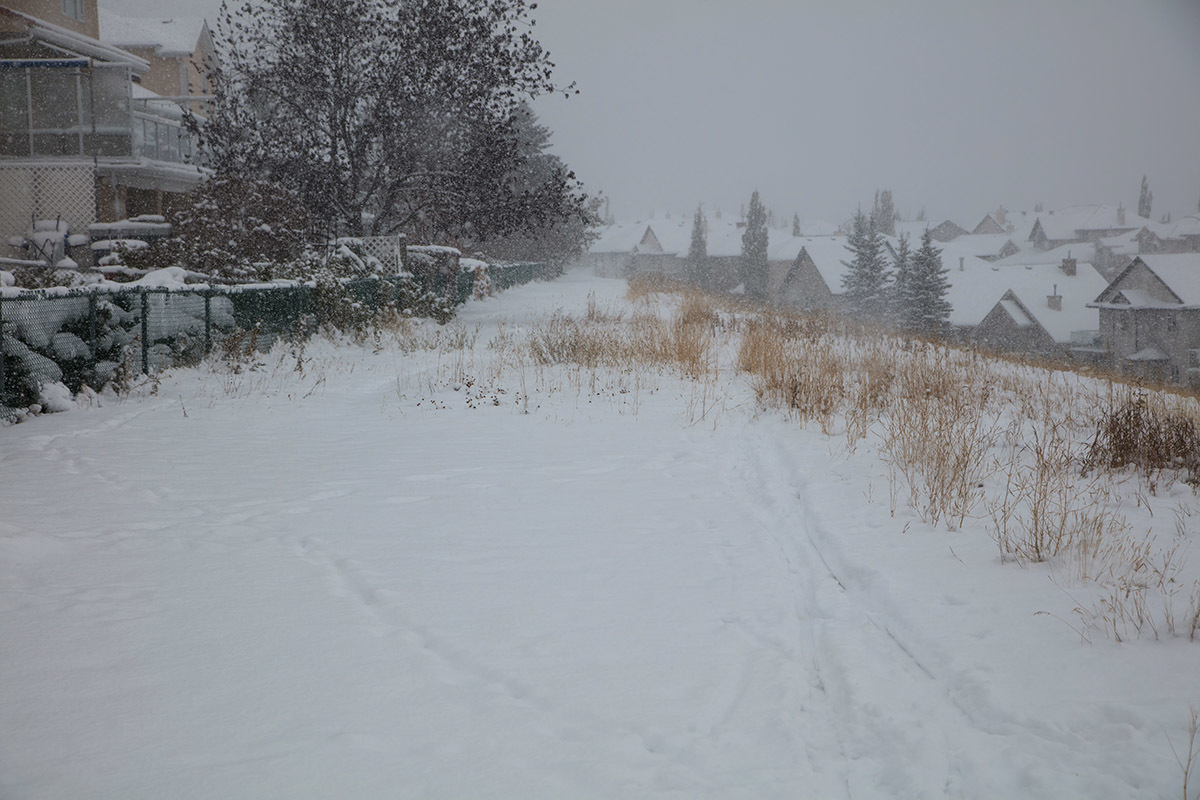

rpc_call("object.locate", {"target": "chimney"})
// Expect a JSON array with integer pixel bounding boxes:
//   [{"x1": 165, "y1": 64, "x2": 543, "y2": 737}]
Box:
[
  {"x1": 1048, "y1": 283, "x2": 1062, "y2": 311},
  {"x1": 1117, "y1": 204, "x2": 1125, "y2": 226},
  {"x1": 1060, "y1": 250, "x2": 1077, "y2": 276},
  {"x1": 959, "y1": 256, "x2": 964, "y2": 272}
]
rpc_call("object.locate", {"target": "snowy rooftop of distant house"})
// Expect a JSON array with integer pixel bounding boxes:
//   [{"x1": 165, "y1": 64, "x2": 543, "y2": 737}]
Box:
[
  {"x1": 587, "y1": 223, "x2": 648, "y2": 255},
  {"x1": 1149, "y1": 214, "x2": 1200, "y2": 240},
  {"x1": 1031, "y1": 204, "x2": 1150, "y2": 242},
  {"x1": 98, "y1": 8, "x2": 208, "y2": 57},
  {"x1": 948, "y1": 233, "x2": 1019, "y2": 257},
  {"x1": 994, "y1": 240, "x2": 1096, "y2": 267},
  {"x1": 1003, "y1": 264, "x2": 1107, "y2": 342}
]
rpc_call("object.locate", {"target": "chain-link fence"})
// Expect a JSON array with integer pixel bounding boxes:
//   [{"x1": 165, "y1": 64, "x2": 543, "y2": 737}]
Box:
[{"x1": 1, "y1": 263, "x2": 552, "y2": 418}]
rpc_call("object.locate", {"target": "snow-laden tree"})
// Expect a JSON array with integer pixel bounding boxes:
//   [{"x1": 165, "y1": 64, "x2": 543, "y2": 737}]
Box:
[
  {"x1": 908, "y1": 229, "x2": 951, "y2": 334},
  {"x1": 197, "y1": 0, "x2": 585, "y2": 242},
  {"x1": 685, "y1": 206, "x2": 709, "y2": 287},
  {"x1": 792, "y1": 212, "x2": 801, "y2": 237},
  {"x1": 741, "y1": 191, "x2": 769, "y2": 301},
  {"x1": 1139, "y1": 175, "x2": 1153, "y2": 218},
  {"x1": 840, "y1": 208, "x2": 890, "y2": 319}
]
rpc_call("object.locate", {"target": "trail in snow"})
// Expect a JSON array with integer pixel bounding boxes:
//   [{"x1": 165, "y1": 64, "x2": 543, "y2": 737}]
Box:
[{"x1": 1, "y1": 270, "x2": 1193, "y2": 799}]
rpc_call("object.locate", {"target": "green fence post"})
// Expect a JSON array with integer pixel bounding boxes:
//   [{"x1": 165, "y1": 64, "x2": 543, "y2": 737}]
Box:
[
  {"x1": 0, "y1": 296, "x2": 5, "y2": 400},
  {"x1": 140, "y1": 289, "x2": 149, "y2": 375}
]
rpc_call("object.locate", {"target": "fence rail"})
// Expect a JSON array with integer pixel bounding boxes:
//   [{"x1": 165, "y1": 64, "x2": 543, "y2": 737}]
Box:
[{"x1": 1, "y1": 262, "x2": 554, "y2": 417}]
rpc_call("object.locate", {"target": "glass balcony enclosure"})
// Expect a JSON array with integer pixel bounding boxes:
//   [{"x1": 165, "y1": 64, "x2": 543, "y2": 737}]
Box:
[{"x1": 0, "y1": 62, "x2": 202, "y2": 165}]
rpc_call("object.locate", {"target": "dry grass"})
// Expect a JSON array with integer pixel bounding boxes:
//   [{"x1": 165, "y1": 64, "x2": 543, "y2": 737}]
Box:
[{"x1": 1083, "y1": 389, "x2": 1200, "y2": 488}]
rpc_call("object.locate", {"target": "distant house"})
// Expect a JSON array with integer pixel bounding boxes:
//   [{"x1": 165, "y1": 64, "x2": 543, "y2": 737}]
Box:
[
  {"x1": 98, "y1": 9, "x2": 214, "y2": 103},
  {"x1": 774, "y1": 236, "x2": 852, "y2": 311},
  {"x1": 0, "y1": 0, "x2": 208, "y2": 247},
  {"x1": 972, "y1": 256, "x2": 1108, "y2": 357},
  {"x1": 1149, "y1": 215, "x2": 1200, "y2": 254},
  {"x1": 928, "y1": 220, "x2": 969, "y2": 242},
  {"x1": 1088, "y1": 254, "x2": 1200, "y2": 385},
  {"x1": 952, "y1": 233, "x2": 1021, "y2": 262},
  {"x1": 972, "y1": 214, "x2": 1006, "y2": 235},
  {"x1": 1027, "y1": 204, "x2": 1148, "y2": 251},
  {"x1": 580, "y1": 222, "x2": 647, "y2": 276}
]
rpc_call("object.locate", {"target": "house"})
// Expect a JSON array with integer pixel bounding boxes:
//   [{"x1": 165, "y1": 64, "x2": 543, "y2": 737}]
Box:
[
  {"x1": 1027, "y1": 204, "x2": 1149, "y2": 251},
  {"x1": 580, "y1": 222, "x2": 656, "y2": 277},
  {"x1": 773, "y1": 236, "x2": 852, "y2": 311},
  {"x1": 97, "y1": 9, "x2": 213, "y2": 100},
  {"x1": 971, "y1": 256, "x2": 1108, "y2": 357},
  {"x1": 0, "y1": 1, "x2": 209, "y2": 252},
  {"x1": 972, "y1": 213, "x2": 1006, "y2": 235},
  {"x1": 951, "y1": 233, "x2": 1021, "y2": 262},
  {"x1": 1088, "y1": 254, "x2": 1200, "y2": 385},
  {"x1": 1149, "y1": 215, "x2": 1200, "y2": 254}
]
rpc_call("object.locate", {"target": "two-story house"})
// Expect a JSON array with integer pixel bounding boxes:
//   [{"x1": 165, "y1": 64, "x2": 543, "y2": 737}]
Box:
[
  {"x1": 1088, "y1": 254, "x2": 1200, "y2": 385},
  {"x1": 1, "y1": 0, "x2": 208, "y2": 251}
]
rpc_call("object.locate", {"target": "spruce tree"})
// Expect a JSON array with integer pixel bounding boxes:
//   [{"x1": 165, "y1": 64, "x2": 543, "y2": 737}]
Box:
[
  {"x1": 840, "y1": 208, "x2": 890, "y2": 319},
  {"x1": 1139, "y1": 175, "x2": 1152, "y2": 218},
  {"x1": 874, "y1": 189, "x2": 897, "y2": 236},
  {"x1": 741, "y1": 191, "x2": 770, "y2": 302},
  {"x1": 685, "y1": 206, "x2": 709, "y2": 287},
  {"x1": 890, "y1": 232, "x2": 917, "y2": 329},
  {"x1": 792, "y1": 213, "x2": 802, "y2": 237},
  {"x1": 910, "y1": 229, "x2": 951, "y2": 335}
]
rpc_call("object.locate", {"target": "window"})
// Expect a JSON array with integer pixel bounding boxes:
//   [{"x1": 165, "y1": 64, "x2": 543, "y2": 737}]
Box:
[{"x1": 61, "y1": 0, "x2": 85, "y2": 22}]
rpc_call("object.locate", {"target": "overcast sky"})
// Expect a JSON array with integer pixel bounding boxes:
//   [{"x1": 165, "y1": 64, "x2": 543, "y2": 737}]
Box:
[{"x1": 103, "y1": 0, "x2": 1200, "y2": 226}]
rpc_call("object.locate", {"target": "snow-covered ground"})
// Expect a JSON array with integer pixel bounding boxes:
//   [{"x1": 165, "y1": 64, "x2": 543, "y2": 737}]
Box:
[{"x1": 2, "y1": 269, "x2": 1197, "y2": 799}]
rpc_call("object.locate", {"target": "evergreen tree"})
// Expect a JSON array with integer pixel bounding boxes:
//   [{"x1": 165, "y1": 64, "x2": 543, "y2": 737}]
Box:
[
  {"x1": 873, "y1": 189, "x2": 897, "y2": 236},
  {"x1": 685, "y1": 206, "x2": 709, "y2": 287},
  {"x1": 741, "y1": 191, "x2": 769, "y2": 301},
  {"x1": 792, "y1": 213, "x2": 802, "y2": 237},
  {"x1": 916, "y1": 205, "x2": 926, "y2": 222},
  {"x1": 909, "y1": 229, "x2": 952, "y2": 334},
  {"x1": 840, "y1": 208, "x2": 890, "y2": 319},
  {"x1": 1139, "y1": 175, "x2": 1152, "y2": 218},
  {"x1": 890, "y1": 232, "x2": 917, "y2": 329}
]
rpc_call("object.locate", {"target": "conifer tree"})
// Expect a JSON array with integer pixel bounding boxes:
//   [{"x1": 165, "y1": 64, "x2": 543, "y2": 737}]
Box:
[
  {"x1": 909, "y1": 229, "x2": 951, "y2": 334},
  {"x1": 685, "y1": 206, "x2": 709, "y2": 287},
  {"x1": 890, "y1": 232, "x2": 917, "y2": 329},
  {"x1": 741, "y1": 191, "x2": 769, "y2": 301},
  {"x1": 792, "y1": 213, "x2": 802, "y2": 237},
  {"x1": 1139, "y1": 175, "x2": 1153, "y2": 218},
  {"x1": 841, "y1": 208, "x2": 890, "y2": 319},
  {"x1": 873, "y1": 189, "x2": 897, "y2": 236}
]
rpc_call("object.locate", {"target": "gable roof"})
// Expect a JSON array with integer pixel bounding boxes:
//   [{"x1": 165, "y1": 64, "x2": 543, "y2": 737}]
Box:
[
  {"x1": 973, "y1": 214, "x2": 1005, "y2": 235},
  {"x1": 1091, "y1": 254, "x2": 1200, "y2": 307}
]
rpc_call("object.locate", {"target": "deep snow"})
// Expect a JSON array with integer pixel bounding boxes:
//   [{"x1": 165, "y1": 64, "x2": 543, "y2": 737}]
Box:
[{"x1": 1, "y1": 269, "x2": 1197, "y2": 799}]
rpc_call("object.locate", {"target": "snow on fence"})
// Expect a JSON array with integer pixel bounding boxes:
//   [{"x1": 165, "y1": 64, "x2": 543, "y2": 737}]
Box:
[{"x1": 0, "y1": 263, "x2": 553, "y2": 417}]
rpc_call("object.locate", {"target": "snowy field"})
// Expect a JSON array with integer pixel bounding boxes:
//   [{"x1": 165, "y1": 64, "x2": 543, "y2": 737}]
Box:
[{"x1": 2, "y1": 268, "x2": 1198, "y2": 799}]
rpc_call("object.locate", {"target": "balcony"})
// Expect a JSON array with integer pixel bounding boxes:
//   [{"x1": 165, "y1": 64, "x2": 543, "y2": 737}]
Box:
[{"x1": 0, "y1": 61, "x2": 204, "y2": 167}]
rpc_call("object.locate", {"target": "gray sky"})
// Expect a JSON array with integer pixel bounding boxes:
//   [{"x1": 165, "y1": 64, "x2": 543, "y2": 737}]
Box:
[{"x1": 104, "y1": 0, "x2": 1200, "y2": 225}]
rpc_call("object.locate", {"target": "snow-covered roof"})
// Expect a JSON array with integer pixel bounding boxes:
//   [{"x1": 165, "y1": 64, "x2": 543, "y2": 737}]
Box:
[
  {"x1": 587, "y1": 223, "x2": 648, "y2": 255},
  {"x1": 994, "y1": 240, "x2": 1095, "y2": 267},
  {"x1": 1149, "y1": 215, "x2": 1200, "y2": 240},
  {"x1": 1136, "y1": 254, "x2": 1200, "y2": 305},
  {"x1": 1031, "y1": 205, "x2": 1149, "y2": 242},
  {"x1": 1003, "y1": 264, "x2": 1107, "y2": 342},
  {"x1": 950, "y1": 233, "x2": 1019, "y2": 258},
  {"x1": 98, "y1": 9, "x2": 208, "y2": 57},
  {"x1": 997, "y1": 299, "x2": 1032, "y2": 327}
]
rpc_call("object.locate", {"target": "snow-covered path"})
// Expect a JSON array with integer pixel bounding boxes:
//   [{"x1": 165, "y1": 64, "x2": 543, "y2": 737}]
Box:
[{"x1": 2, "y1": 271, "x2": 1195, "y2": 798}]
